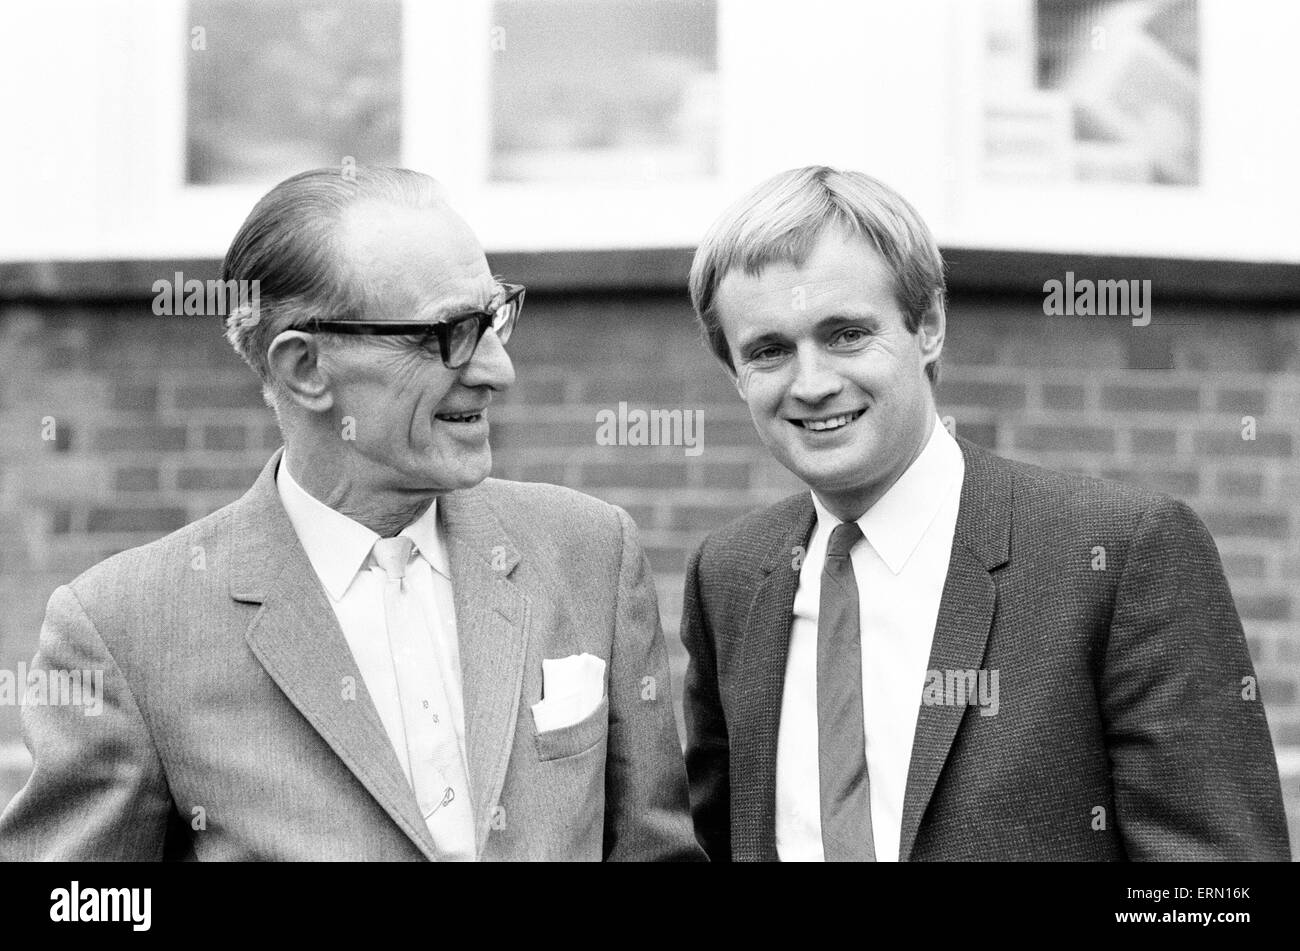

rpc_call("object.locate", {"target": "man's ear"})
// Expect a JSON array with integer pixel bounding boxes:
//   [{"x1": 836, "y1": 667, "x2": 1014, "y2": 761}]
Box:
[
  {"x1": 266, "y1": 331, "x2": 335, "y2": 413},
  {"x1": 917, "y1": 294, "x2": 946, "y2": 372}
]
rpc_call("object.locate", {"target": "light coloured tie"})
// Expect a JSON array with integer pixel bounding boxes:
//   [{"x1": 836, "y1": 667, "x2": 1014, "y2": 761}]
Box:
[{"x1": 371, "y1": 535, "x2": 475, "y2": 859}]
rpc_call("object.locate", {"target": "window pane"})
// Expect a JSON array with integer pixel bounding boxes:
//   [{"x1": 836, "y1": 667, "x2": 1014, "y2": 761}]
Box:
[
  {"x1": 982, "y1": 0, "x2": 1199, "y2": 185},
  {"x1": 186, "y1": 0, "x2": 402, "y2": 185},
  {"x1": 489, "y1": 0, "x2": 719, "y2": 183}
]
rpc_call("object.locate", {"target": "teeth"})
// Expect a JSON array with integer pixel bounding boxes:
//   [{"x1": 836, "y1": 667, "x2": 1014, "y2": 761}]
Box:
[
  {"x1": 439, "y1": 412, "x2": 481, "y2": 422},
  {"x1": 802, "y1": 411, "x2": 859, "y2": 431}
]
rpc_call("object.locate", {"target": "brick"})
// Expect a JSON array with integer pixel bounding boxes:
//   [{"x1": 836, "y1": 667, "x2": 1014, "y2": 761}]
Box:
[
  {"x1": 1214, "y1": 470, "x2": 1264, "y2": 499},
  {"x1": 1221, "y1": 553, "x2": 1267, "y2": 579},
  {"x1": 1100, "y1": 384, "x2": 1200, "y2": 412},
  {"x1": 495, "y1": 461, "x2": 568, "y2": 485},
  {"x1": 666, "y1": 504, "x2": 753, "y2": 532},
  {"x1": 1277, "y1": 637, "x2": 1300, "y2": 666},
  {"x1": 44, "y1": 345, "x2": 81, "y2": 370},
  {"x1": 260, "y1": 423, "x2": 285, "y2": 451},
  {"x1": 92, "y1": 425, "x2": 187, "y2": 453},
  {"x1": 1213, "y1": 387, "x2": 1267, "y2": 414},
  {"x1": 949, "y1": 421, "x2": 996, "y2": 448},
  {"x1": 493, "y1": 420, "x2": 594, "y2": 450},
  {"x1": 110, "y1": 383, "x2": 158, "y2": 412},
  {"x1": 613, "y1": 504, "x2": 658, "y2": 531},
  {"x1": 1119, "y1": 468, "x2": 1199, "y2": 498},
  {"x1": 86, "y1": 506, "x2": 187, "y2": 533},
  {"x1": 176, "y1": 466, "x2": 260, "y2": 492},
  {"x1": 49, "y1": 506, "x2": 72, "y2": 535},
  {"x1": 1129, "y1": 427, "x2": 1178, "y2": 455},
  {"x1": 1273, "y1": 714, "x2": 1300, "y2": 746},
  {"x1": 643, "y1": 544, "x2": 692, "y2": 575},
  {"x1": 1123, "y1": 332, "x2": 1174, "y2": 371},
  {"x1": 202, "y1": 424, "x2": 248, "y2": 451},
  {"x1": 48, "y1": 421, "x2": 73, "y2": 452},
  {"x1": 1200, "y1": 510, "x2": 1289, "y2": 540},
  {"x1": 1193, "y1": 430, "x2": 1292, "y2": 458},
  {"x1": 1261, "y1": 677, "x2": 1296, "y2": 705},
  {"x1": 113, "y1": 466, "x2": 160, "y2": 492},
  {"x1": 1014, "y1": 425, "x2": 1115, "y2": 453},
  {"x1": 172, "y1": 381, "x2": 265, "y2": 410},
  {"x1": 688, "y1": 415, "x2": 759, "y2": 448},
  {"x1": 500, "y1": 376, "x2": 567, "y2": 406},
  {"x1": 580, "y1": 462, "x2": 689, "y2": 489},
  {"x1": 695, "y1": 460, "x2": 753, "y2": 487},
  {"x1": 1235, "y1": 595, "x2": 1291, "y2": 622},
  {"x1": 582, "y1": 378, "x2": 697, "y2": 405},
  {"x1": 1041, "y1": 384, "x2": 1087, "y2": 410},
  {"x1": 939, "y1": 380, "x2": 1026, "y2": 410}
]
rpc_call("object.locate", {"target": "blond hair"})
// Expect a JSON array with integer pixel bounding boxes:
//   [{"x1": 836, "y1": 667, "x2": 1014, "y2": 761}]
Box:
[{"x1": 689, "y1": 166, "x2": 945, "y2": 383}]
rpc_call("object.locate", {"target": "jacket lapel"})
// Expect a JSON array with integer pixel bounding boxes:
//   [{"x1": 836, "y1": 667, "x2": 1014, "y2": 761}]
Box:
[
  {"x1": 231, "y1": 451, "x2": 440, "y2": 860},
  {"x1": 439, "y1": 486, "x2": 529, "y2": 858},
  {"x1": 732, "y1": 495, "x2": 816, "y2": 861},
  {"x1": 897, "y1": 438, "x2": 1011, "y2": 861}
]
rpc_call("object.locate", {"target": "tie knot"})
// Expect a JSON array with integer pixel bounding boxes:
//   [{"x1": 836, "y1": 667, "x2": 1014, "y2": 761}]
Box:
[
  {"x1": 826, "y1": 521, "x2": 863, "y2": 560},
  {"x1": 372, "y1": 536, "x2": 416, "y2": 581}
]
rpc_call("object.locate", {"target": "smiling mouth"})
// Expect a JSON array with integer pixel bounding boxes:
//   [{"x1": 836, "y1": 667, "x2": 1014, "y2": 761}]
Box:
[
  {"x1": 793, "y1": 409, "x2": 865, "y2": 432},
  {"x1": 435, "y1": 411, "x2": 484, "y2": 423}
]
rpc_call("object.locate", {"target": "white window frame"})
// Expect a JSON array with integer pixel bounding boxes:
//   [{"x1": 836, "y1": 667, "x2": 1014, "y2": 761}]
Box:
[{"x1": 2, "y1": 0, "x2": 1297, "y2": 263}]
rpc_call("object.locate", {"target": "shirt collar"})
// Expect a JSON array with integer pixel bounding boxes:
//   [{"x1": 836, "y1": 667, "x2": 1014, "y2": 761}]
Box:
[
  {"x1": 276, "y1": 454, "x2": 451, "y2": 601},
  {"x1": 810, "y1": 415, "x2": 964, "y2": 575}
]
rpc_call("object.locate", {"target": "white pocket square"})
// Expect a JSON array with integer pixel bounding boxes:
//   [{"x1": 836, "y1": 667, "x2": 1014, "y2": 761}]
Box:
[{"x1": 531, "y1": 653, "x2": 606, "y2": 733}]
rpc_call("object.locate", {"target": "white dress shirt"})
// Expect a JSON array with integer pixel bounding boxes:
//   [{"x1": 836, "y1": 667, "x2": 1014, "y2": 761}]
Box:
[
  {"x1": 776, "y1": 418, "x2": 964, "y2": 862},
  {"x1": 275, "y1": 457, "x2": 468, "y2": 795}
]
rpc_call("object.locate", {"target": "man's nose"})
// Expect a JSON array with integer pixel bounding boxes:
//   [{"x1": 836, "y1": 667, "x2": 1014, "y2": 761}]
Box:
[
  {"x1": 788, "y1": 346, "x2": 841, "y2": 404},
  {"x1": 458, "y1": 327, "x2": 516, "y2": 390}
]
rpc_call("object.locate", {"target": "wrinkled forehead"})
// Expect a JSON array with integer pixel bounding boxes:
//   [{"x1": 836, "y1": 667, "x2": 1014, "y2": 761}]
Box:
[{"x1": 338, "y1": 199, "x2": 497, "y2": 320}]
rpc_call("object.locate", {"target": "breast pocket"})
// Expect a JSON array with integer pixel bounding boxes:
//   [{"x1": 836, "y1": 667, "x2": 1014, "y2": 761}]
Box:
[{"x1": 532, "y1": 695, "x2": 609, "y2": 761}]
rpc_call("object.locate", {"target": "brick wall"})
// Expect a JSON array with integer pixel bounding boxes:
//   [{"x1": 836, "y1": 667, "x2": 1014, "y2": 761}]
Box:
[{"x1": 1, "y1": 288, "x2": 1297, "y2": 852}]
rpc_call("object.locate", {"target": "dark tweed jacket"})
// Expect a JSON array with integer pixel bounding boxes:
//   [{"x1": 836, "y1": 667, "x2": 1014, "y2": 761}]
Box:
[{"x1": 681, "y1": 437, "x2": 1290, "y2": 861}]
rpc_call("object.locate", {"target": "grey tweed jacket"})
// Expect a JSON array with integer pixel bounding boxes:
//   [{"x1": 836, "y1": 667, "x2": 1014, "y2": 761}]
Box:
[
  {"x1": 0, "y1": 450, "x2": 703, "y2": 861},
  {"x1": 681, "y1": 437, "x2": 1290, "y2": 861}
]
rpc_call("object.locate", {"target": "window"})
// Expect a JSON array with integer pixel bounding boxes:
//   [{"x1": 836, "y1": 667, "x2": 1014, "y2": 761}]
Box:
[
  {"x1": 982, "y1": 0, "x2": 1199, "y2": 185},
  {"x1": 488, "y1": 0, "x2": 719, "y2": 184},
  {"x1": 186, "y1": 0, "x2": 403, "y2": 185},
  {"x1": 4, "y1": 0, "x2": 1297, "y2": 262}
]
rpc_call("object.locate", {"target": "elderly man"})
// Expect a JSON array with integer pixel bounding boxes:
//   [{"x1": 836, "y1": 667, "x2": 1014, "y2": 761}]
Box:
[
  {"x1": 680, "y1": 165, "x2": 1290, "y2": 861},
  {"x1": 0, "y1": 165, "x2": 702, "y2": 861}
]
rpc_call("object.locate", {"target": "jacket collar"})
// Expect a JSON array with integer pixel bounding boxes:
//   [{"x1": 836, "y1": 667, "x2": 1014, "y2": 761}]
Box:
[
  {"x1": 735, "y1": 436, "x2": 1012, "y2": 861},
  {"x1": 230, "y1": 451, "x2": 530, "y2": 860}
]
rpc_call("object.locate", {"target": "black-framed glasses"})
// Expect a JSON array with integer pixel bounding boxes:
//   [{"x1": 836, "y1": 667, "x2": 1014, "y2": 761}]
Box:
[{"x1": 304, "y1": 283, "x2": 525, "y2": 369}]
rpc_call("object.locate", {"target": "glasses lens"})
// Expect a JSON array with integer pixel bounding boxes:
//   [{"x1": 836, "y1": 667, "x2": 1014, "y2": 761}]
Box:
[
  {"x1": 493, "y1": 294, "x2": 521, "y2": 346},
  {"x1": 445, "y1": 314, "x2": 483, "y2": 367}
]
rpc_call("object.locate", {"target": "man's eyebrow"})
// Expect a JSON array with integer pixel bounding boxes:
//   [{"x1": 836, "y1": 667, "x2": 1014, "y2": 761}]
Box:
[
  {"x1": 814, "y1": 310, "x2": 883, "y2": 327},
  {"x1": 737, "y1": 312, "x2": 883, "y2": 350},
  {"x1": 418, "y1": 287, "x2": 499, "y2": 321},
  {"x1": 736, "y1": 328, "x2": 788, "y2": 352}
]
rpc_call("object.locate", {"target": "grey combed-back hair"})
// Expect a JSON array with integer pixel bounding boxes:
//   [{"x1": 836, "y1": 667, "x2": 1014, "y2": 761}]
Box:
[
  {"x1": 221, "y1": 165, "x2": 447, "y2": 401},
  {"x1": 688, "y1": 165, "x2": 946, "y2": 385}
]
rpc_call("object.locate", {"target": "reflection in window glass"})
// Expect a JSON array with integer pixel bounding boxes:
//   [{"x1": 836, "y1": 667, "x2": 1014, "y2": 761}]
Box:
[
  {"x1": 983, "y1": 0, "x2": 1199, "y2": 185},
  {"x1": 490, "y1": 0, "x2": 719, "y2": 183},
  {"x1": 186, "y1": 0, "x2": 401, "y2": 185}
]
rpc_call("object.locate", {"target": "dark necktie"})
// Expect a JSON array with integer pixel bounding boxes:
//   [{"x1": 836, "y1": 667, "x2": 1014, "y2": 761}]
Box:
[{"x1": 817, "y1": 521, "x2": 876, "y2": 861}]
